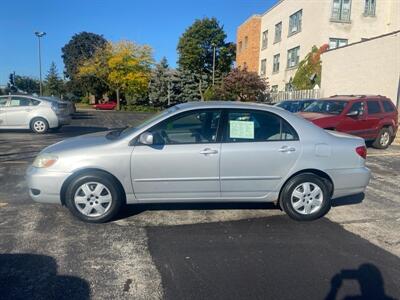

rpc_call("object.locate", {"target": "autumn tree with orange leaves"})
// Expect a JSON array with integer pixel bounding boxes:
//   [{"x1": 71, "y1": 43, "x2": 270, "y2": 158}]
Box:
[
  {"x1": 292, "y1": 44, "x2": 329, "y2": 90},
  {"x1": 78, "y1": 41, "x2": 153, "y2": 110}
]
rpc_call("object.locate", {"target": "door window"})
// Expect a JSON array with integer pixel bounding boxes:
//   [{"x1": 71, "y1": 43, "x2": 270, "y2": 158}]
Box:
[
  {"x1": 10, "y1": 97, "x2": 39, "y2": 107},
  {"x1": 0, "y1": 99, "x2": 7, "y2": 107},
  {"x1": 148, "y1": 109, "x2": 221, "y2": 145},
  {"x1": 349, "y1": 101, "x2": 365, "y2": 116},
  {"x1": 382, "y1": 100, "x2": 395, "y2": 112},
  {"x1": 224, "y1": 110, "x2": 298, "y2": 143},
  {"x1": 366, "y1": 101, "x2": 381, "y2": 114}
]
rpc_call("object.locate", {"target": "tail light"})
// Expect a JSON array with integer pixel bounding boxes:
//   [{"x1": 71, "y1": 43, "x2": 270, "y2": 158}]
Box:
[{"x1": 356, "y1": 146, "x2": 367, "y2": 159}]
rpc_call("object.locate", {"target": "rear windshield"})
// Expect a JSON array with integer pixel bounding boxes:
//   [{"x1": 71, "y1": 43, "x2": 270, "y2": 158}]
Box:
[{"x1": 304, "y1": 100, "x2": 348, "y2": 115}]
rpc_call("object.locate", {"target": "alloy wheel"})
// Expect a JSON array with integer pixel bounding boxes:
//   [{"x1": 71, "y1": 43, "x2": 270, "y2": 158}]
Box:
[
  {"x1": 33, "y1": 120, "x2": 46, "y2": 133},
  {"x1": 74, "y1": 182, "x2": 113, "y2": 217},
  {"x1": 290, "y1": 182, "x2": 323, "y2": 215}
]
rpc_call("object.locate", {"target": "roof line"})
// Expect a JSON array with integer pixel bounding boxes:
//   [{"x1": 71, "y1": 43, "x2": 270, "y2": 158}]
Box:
[{"x1": 324, "y1": 29, "x2": 400, "y2": 53}]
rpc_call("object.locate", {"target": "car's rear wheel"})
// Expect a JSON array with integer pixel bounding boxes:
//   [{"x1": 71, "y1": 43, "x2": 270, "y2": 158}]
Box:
[
  {"x1": 30, "y1": 117, "x2": 49, "y2": 134},
  {"x1": 280, "y1": 173, "x2": 331, "y2": 221},
  {"x1": 65, "y1": 171, "x2": 123, "y2": 223},
  {"x1": 373, "y1": 127, "x2": 392, "y2": 149}
]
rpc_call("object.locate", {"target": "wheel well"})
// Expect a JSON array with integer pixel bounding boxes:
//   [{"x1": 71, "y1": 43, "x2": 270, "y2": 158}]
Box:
[
  {"x1": 277, "y1": 169, "x2": 334, "y2": 207},
  {"x1": 60, "y1": 168, "x2": 126, "y2": 205},
  {"x1": 29, "y1": 116, "x2": 49, "y2": 128}
]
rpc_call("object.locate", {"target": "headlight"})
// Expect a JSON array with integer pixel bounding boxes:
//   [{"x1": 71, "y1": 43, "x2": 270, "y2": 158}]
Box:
[{"x1": 33, "y1": 154, "x2": 58, "y2": 168}]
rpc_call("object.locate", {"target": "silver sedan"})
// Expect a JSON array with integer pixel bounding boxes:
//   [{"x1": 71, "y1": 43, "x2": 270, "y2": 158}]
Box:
[{"x1": 26, "y1": 101, "x2": 371, "y2": 222}]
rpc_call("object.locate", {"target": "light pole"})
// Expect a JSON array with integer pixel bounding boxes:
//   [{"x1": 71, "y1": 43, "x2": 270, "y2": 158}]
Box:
[
  {"x1": 212, "y1": 43, "x2": 216, "y2": 86},
  {"x1": 34, "y1": 31, "x2": 46, "y2": 96}
]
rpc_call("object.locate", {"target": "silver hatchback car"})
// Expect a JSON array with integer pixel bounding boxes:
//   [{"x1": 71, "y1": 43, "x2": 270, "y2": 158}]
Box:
[
  {"x1": 0, "y1": 95, "x2": 71, "y2": 133},
  {"x1": 27, "y1": 102, "x2": 371, "y2": 222}
]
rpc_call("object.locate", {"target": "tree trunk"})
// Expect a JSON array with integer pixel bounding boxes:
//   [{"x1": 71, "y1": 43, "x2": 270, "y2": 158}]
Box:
[{"x1": 116, "y1": 88, "x2": 120, "y2": 111}]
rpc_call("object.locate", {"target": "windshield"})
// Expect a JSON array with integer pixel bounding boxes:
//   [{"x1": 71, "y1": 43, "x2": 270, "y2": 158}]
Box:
[
  {"x1": 117, "y1": 106, "x2": 178, "y2": 139},
  {"x1": 304, "y1": 100, "x2": 348, "y2": 115}
]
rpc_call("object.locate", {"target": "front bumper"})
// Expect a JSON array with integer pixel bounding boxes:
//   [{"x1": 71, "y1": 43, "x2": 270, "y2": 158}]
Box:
[
  {"x1": 26, "y1": 166, "x2": 71, "y2": 204},
  {"x1": 326, "y1": 167, "x2": 371, "y2": 199}
]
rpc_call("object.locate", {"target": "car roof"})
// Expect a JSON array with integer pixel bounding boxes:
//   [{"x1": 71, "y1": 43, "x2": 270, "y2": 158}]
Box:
[
  {"x1": 323, "y1": 95, "x2": 387, "y2": 101},
  {"x1": 176, "y1": 101, "x2": 284, "y2": 112}
]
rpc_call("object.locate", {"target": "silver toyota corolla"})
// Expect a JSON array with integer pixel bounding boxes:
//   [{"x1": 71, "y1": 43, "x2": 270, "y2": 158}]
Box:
[{"x1": 26, "y1": 101, "x2": 371, "y2": 223}]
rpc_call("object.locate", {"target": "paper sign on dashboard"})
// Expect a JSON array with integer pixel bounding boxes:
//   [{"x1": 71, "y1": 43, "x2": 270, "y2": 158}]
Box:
[{"x1": 229, "y1": 120, "x2": 254, "y2": 139}]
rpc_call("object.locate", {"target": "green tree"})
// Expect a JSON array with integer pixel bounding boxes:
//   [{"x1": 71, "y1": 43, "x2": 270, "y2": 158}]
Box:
[
  {"x1": 148, "y1": 57, "x2": 172, "y2": 107},
  {"x1": 292, "y1": 44, "x2": 329, "y2": 90},
  {"x1": 62, "y1": 32, "x2": 108, "y2": 97},
  {"x1": 78, "y1": 41, "x2": 153, "y2": 110},
  {"x1": 44, "y1": 62, "x2": 64, "y2": 97},
  {"x1": 216, "y1": 67, "x2": 269, "y2": 102},
  {"x1": 14, "y1": 75, "x2": 40, "y2": 95},
  {"x1": 177, "y1": 17, "x2": 235, "y2": 100}
]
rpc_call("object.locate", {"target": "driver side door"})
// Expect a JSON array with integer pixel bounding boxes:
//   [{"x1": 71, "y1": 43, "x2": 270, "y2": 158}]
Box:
[{"x1": 131, "y1": 109, "x2": 222, "y2": 201}]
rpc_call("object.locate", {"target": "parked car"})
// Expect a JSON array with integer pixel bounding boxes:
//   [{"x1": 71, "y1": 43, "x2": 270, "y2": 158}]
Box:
[
  {"x1": 298, "y1": 95, "x2": 398, "y2": 149},
  {"x1": 27, "y1": 101, "x2": 370, "y2": 223},
  {"x1": 0, "y1": 95, "x2": 71, "y2": 133},
  {"x1": 275, "y1": 99, "x2": 316, "y2": 113},
  {"x1": 41, "y1": 96, "x2": 76, "y2": 115},
  {"x1": 93, "y1": 101, "x2": 117, "y2": 110}
]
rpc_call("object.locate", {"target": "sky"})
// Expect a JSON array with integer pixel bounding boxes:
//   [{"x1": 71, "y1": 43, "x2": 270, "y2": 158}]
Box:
[{"x1": 0, "y1": 0, "x2": 275, "y2": 85}]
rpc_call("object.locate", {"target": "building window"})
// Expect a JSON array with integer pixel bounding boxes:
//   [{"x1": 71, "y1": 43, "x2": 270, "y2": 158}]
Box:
[
  {"x1": 260, "y1": 59, "x2": 267, "y2": 76},
  {"x1": 287, "y1": 47, "x2": 300, "y2": 69},
  {"x1": 238, "y1": 41, "x2": 242, "y2": 53},
  {"x1": 244, "y1": 36, "x2": 248, "y2": 49},
  {"x1": 262, "y1": 30, "x2": 268, "y2": 49},
  {"x1": 364, "y1": 0, "x2": 376, "y2": 16},
  {"x1": 329, "y1": 38, "x2": 348, "y2": 49},
  {"x1": 289, "y1": 10, "x2": 302, "y2": 36},
  {"x1": 273, "y1": 54, "x2": 280, "y2": 73},
  {"x1": 274, "y1": 22, "x2": 282, "y2": 43},
  {"x1": 271, "y1": 85, "x2": 278, "y2": 93},
  {"x1": 331, "y1": 0, "x2": 352, "y2": 22}
]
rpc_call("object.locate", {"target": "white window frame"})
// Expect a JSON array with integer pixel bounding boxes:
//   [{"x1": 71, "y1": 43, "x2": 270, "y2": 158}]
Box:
[
  {"x1": 273, "y1": 54, "x2": 280, "y2": 73},
  {"x1": 289, "y1": 10, "x2": 302, "y2": 36},
  {"x1": 274, "y1": 22, "x2": 282, "y2": 43},
  {"x1": 364, "y1": 0, "x2": 376, "y2": 16},
  {"x1": 329, "y1": 38, "x2": 348, "y2": 49},
  {"x1": 262, "y1": 30, "x2": 268, "y2": 49},
  {"x1": 287, "y1": 47, "x2": 300, "y2": 69},
  {"x1": 260, "y1": 59, "x2": 267, "y2": 76},
  {"x1": 331, "y1": 0, "x2": 352, "y2": 22}
]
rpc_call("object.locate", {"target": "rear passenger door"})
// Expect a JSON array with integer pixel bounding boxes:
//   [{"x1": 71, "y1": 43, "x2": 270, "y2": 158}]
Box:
[
  {"x1": 219, "y1": 109, "x2": 301, "y2": 199},
  {"x1": 365, "y1": 100, "x2": 384, "y2": 140},
  {"x1": 5, "y1": 97, "x2": 38, "y2": 127}
]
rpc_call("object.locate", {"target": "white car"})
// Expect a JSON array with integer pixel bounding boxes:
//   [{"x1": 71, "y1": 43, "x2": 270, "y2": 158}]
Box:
[
  {"x1": 40, "y1": 96, "x2": 76, "y2": 116},
  {"x1": 0, "y1": 95, "x2": 71, "y2": 133}
]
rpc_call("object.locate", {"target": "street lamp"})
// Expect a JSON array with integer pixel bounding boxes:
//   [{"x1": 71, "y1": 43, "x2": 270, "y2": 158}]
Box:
[{"x1": 34, "y1": 31, "x2": 46, "y2": 96}]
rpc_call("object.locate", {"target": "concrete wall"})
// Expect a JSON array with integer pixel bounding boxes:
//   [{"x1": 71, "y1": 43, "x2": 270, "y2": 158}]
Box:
[
  {"x1": 321, "y1": 31, "x2": 400, "y2": 106},
  {"x1": 236, "y1": 16, "x2": 261, "y2": 73},
  {"x1": 238, "y1": 0, "x2": 400, "y2": 91}
]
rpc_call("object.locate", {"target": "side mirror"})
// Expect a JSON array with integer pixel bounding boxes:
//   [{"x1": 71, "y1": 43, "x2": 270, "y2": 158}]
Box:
[
  {"x1": 139, "y1": 132, "x2": 154, "y2": 145},
  {"x1": 346, "y1": 110, "x2": 359, "y2": 117}
]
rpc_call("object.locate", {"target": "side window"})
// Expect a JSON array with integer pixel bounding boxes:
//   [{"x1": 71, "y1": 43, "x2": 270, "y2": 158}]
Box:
[
  {"x1": 382, "y1": 100, "x2": 395, "y2": 112},
  {"x1": 349, "y1": 101, "x2": 365, "y2": 116},
  {"x1": 224, "y1": 110, "x2": 298, "y2": 143},
  {"x1": 10, "y1": 97, "x2": 36, "y2": 107},
  {"x1": 366, "y1": 101, "x2": 381, "y2": 114},
  {"x1": 0, "y1": 99, "x2": 8, "y2": 107},
  {"x1": 148, "y1": 110, "x2": 221, "y2": 145}
]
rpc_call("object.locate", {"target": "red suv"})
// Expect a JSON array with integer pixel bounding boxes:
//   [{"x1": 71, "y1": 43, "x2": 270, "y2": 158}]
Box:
[{"x1": 298, "y1": 95, "x2": 398, "y2": 149}]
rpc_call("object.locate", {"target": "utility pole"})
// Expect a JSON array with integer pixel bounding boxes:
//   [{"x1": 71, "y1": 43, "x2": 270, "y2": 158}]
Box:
[
  {"x1": 212, "y1": 43, "x2": 216, "y2": 86},
  {"x1": 34, "y1": 31, "x2": 46, "y2": 96}
]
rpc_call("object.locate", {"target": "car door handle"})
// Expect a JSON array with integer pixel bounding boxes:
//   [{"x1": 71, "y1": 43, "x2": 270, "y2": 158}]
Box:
[
  {"x1": 278, "y1": 146, "x2": 296, "y2": 153},
  {"x1": 200, "y1": 148, "x2": 218, "y2": 155}
]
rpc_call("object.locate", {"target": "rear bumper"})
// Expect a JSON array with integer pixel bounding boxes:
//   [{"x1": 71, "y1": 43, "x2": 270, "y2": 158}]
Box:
[
  {"x1": 325, "y1": 167, "x2": 371, "y2": 199},
  {"x1": 26, "y1": 166, "x2": 71, "y2": 204},
  {"x1": 57, "y1": 114, "x2": 71, "y2": 126}
]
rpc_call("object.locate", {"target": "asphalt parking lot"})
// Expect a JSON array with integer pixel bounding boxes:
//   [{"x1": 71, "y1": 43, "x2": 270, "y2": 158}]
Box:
[{"x1": 1, "y1": 110, "x2": 399, "y2": 299}]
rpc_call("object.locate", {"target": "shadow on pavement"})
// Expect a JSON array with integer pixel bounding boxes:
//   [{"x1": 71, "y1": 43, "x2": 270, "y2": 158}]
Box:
[
  {"x1": 331, "y1": 193, "x2": 365, "y2": 207},
  {"x1": 147, "y1": 215, "x2": 400, "y2": 300},
  {"x1": 71, "y1": 112, "x2": 95, "y2": 120},
  {"x1": 117, "y1": 202, "x2": 279, "y2": 220},
  {"x1": 0, "y1": 253, "x2": 90, "y2": 300}
]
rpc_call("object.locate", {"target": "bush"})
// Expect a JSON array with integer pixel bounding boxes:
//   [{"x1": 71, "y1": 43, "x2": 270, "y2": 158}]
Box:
[
  {"x1": 80, "y1": 95, "x2": 90, "y2": 104},
  {"x1": 122, "y1": 104, "x2": 160, "y2": 113}
]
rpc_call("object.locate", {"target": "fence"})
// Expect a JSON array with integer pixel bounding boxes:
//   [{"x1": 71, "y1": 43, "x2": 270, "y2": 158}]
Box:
[{"x1": 270, "y1": 88, "x2": 320, "y2": 103}]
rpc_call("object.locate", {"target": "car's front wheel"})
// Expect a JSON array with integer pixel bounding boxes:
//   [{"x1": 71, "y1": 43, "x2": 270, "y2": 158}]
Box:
[
  {"x1": 65, "y1": 171, "x2": 123, "y2": 223},
  {"x1": 280, "y1": 173, "x2": 331, "y2": 221}
]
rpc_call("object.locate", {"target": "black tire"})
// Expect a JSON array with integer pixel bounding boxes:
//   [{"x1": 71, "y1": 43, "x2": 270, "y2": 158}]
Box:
[
  {"x1": 30, "y1": 117, "x2": 49, "y2": 134},
  {"x1": 65, "y1": 171, "x2": 124, "y2": 223},
  {"x1": 372, "y1": 127, "x2": 392, "y2": 149},
  {"x1": 280, "y1": 173, "x2": 331, "y2": 221}
]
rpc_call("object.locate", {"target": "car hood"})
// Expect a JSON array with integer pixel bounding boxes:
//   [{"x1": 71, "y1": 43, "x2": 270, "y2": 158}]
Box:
[{"x1": 42, "y1": 131, "x2": 113, "y2": 154}]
